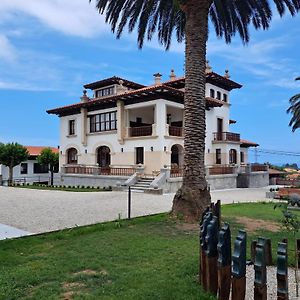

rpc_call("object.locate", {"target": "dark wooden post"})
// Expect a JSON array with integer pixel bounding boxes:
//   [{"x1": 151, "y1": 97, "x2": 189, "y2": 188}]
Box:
[
  {"x1": 254, "y1": 237, "x2": 267, "y2": 300},
  {"x1": 214, "y1": 200, "x2": 221, "y2": 229},
  {"x1": 265, "y1": 238, "x2": 272, "y2": 266},
  {"x1": 251, "y1": 240, "x2": 257, "y2": 263},
  {"x1": 277, "y1": 242, "x2": 288, "y2": 300},
  {"x1": 200, "y1": 211, "x2": 212, "y2": 289},
  {"x1": 232, "y1": 230, "x2": 247, "y2": 300},
  {"x1": 297, "y1": 239, "x2": 300, "y2": 268},
  {"x1": 217, "y1": 223, "x2": 231, "y2": 300},
  {"x1": 205, "y1": 216, "x2": 219, "y2": 295}
]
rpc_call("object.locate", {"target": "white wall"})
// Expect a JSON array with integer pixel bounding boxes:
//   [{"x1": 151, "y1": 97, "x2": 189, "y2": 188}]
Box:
[
  {"x1": 0, "y1": 159, "x2": 54, "y2": 184},
  {"x1": 59, "y1": 82, "x2": 248, "y2": 171}
]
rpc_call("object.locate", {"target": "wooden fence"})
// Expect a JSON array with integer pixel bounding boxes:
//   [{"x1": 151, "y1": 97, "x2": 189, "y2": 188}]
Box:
[{"x1": 200, "y1": 201, "x2": 299, "y2": 299}]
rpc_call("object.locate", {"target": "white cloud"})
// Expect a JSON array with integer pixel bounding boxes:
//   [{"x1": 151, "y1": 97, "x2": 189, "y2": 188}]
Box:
[
  {"x1": 0, "y1": 34, "x2": 16, "y2": 62},
  {"x1": 0, "y1": 0, "x2": 108, "y2": 38},
  {"x1": 207, "y1": 34, "x2": 300, "y2": 90}
]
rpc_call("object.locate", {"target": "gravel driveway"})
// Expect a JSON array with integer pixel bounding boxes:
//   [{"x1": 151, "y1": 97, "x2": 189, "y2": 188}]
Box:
[{"x1": 0, "y1": 186, "x2": 270, "y2": 236}]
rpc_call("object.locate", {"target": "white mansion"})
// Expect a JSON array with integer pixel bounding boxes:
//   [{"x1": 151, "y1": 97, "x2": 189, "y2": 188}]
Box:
[{"x1": 47, "y1": 63, "x2": 268, "y2": 191}]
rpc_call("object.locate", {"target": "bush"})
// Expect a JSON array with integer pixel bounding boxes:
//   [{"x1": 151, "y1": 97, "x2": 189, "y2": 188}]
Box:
[{"x1": 81, "y1": 185, "x2": 85, "y2": 189}]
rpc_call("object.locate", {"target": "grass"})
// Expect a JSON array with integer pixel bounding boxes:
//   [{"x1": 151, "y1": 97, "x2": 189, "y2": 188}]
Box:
[
  {"x1": 0, "y1": 202, "x2": 299, "y2": 299},
  {"x1": 12, "y1": 185, "x2": 111, "y2": 192},
  {"x1": 0, "y1": 214, "x2": 214, "y2": 300},
  {"x1": 222, "y1": 202, "x2": 300, "y2": 265}
]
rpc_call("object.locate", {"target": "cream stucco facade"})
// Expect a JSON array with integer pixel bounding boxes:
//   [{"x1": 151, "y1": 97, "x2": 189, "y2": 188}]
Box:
[{"x1": 48, "y1": 67, "x2": 258, "y2": 176}]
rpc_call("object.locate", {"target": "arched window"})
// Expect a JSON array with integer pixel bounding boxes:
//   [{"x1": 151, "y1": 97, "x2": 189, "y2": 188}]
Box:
[
  {"x1": 97, "y1": 146, "x2": 111, "y2": 167},
  {"x1": 229, "y1": 149, "x2": 237, "y2": 164},
  {"x1": 171, "y1": 144, "x2": 184, "y2": 167},
  {"x1": 67, "y1": 148, "x2": 78, "y2": 164},
  {"x1": 210, "y1": 89, "x2": 215, "y2": 98}
]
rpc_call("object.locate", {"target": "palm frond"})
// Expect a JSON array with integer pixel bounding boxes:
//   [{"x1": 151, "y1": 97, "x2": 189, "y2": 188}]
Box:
[{"x1": 91, "y1": 0, "x2": 299, "y2": 49}]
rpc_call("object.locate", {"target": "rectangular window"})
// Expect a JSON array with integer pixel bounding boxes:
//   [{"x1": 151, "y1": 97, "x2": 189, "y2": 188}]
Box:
[
  {"x1": 20, "y1": 163, "x2": 28, "y2": 174},
  {"x1": 240, "y1": 152, "x2": 245, "y2": 163},
  {"x1": 223, "y1": 94, "x2": 228, "y2": 102},
  {"x1": 34, "y1": 163, "x2": 48, "y2": 174},
  {"x1": 135, "y1": 147, "x2": 144, "y2": 164},
  {"x1": 216, "y1": 149, "x2": 221, "y2": 164},
  {"x1": 210, "y1": 89, "x2": 215, "y2": 98},
  {"x1": 90, "y1": 111, "x2": 117, "y2": 133},
  {"x1": 69, "y1": 120, "x2": 75, "y2": 135},
  {"x1": 216, "y1": 91, "x2": 221, "y2": 100},
  {"x1": 95, "y1": 86, "x2": 114, "y2": 98},
  {"x1": 217, "y1": 118, "x2": 223, "y2": 133}
]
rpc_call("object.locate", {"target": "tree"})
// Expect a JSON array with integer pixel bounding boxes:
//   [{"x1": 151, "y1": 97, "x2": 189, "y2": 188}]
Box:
[
  {"x1": 0, "y1": 143, "x2": 29, "y2": 185},
  {"x1": 37, "y1": 148, "x2": 59, "y2": 186},
  {"x1": 287, "y1": 77, "x2": 300, "y2": 131},
  {"x1": 91, "y1": 0, "x2": 300, "y2": 221}
]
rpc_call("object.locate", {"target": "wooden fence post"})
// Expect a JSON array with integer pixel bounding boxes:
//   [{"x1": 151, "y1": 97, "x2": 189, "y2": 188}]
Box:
[
  {"x1": 251, "y1": 240, "x2": 257, "y2": 263},
  {"x1": 200, "y1": 211, "x2": 212, "y2": 289},
  {"x1": 205, "y1": 216, "x2": 219, "y2": 295},
  {"x1": 232, "y1": 230, "x2": 247, "y2": 300},
  {"x1": 217, "y1": 223, "x2": 231, "y2": 300},
  {"x1": 297, "y1": 239, "x2": 300, "y2": 268},
  {"x1": 254, "y1": 237, "x2": 267, "y2": 300},
  {"x1": 277, "y1": 242, "x2": 288, "y2": 300},
  {"x1": 265, "y1": 238, "x2": 272, "y2": 266}
]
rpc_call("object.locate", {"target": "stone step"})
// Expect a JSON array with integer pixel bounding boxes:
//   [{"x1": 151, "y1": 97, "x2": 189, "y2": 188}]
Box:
[{"x1": 134, "y1": 183, "x2": 151, "y2": 188}]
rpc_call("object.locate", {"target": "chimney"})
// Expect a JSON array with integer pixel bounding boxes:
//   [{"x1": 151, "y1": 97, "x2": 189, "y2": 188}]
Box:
[
  {"x1": 205, "y1": 60, "x2": 212, "y2": 74},
  {"x1": 169, "y1": 69, "x2": 176, "y2": 81},
  {"x1": 80, "y1": 90, "x2": 89, "y2": 103},
  {"x1": 153, "y1": 73, "x2": 162, "y2": 85},
  {"x1": 224, "y1": 70, "x2": 230, "y2": 79}
]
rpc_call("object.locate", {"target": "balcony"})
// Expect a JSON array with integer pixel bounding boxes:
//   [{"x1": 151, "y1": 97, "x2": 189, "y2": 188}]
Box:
[
  {"x1": 64, "y1": 165, "x2": 135, "y2": 176},
  {"x1": 213, "y1": 132, "x2": 240, "y2": 142},
  {"x1": 208, "y1": 165, "x2": 236, "y2": 175},
  {"x1": 169, "y1": 126, "x2": 183, "y2": 137},
  {"x1": 129, "y1": 126, "x2": 153, "y2": 137}
]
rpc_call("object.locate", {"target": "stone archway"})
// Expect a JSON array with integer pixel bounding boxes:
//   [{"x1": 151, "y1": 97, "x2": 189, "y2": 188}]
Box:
[
  {"x1": 171, "y1": 144, "x2": 184, "y2": 167},
  {"x1": 67, "y1": 148, "x2": 78, "y2": 164},
  {"x1": 96, "y1": 146, "x2": 111, "y2": 167}
]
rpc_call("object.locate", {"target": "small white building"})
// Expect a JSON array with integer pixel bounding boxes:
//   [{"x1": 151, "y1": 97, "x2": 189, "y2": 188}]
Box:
[
  {"x1": 0, "y1": 146, "x2": 59, "y2": 185},
  {"x1": 47, "y1": 64, "x2": 268, "y2": 191}
]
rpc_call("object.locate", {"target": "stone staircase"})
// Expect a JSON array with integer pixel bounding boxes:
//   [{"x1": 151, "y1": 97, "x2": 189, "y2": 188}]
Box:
[{"x1": 130, "y1": 176, "x2": 154, "y2": 193}]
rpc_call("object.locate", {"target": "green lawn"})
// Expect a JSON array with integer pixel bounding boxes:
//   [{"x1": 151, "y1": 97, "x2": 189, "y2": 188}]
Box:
[
  {"x1": 222, "y1": 202, "x2": 300, "y2": 265},
  {"x1": 13, "y1": 185, "x2": 111, "y2": 192},
  {"x1": 0, "y1": 202, "x2": 299, "y2": 299}
]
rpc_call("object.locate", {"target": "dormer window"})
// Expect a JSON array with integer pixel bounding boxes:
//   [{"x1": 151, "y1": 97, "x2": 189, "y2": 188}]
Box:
[
  {"x1": 223, "y1": 94, "x2": 228, "y2": 102},
  {"x1": 95, "y1": 86, "x2": 114, "y2": 98},
  {"x1": 216, "y1": 91, "x2": 221, "y2": 100},
  {"x1": 210, "y1": 89, "x2": 215, "y2": 98}
]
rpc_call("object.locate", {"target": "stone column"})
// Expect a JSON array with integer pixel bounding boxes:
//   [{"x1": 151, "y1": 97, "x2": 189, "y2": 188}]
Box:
[
  {"x1": 80, "y1": 90, "x2": 89, "y2": 147},
  {"x1": 117, "y1": 100, "x2": 125, "y2": 144},
  {"x1": 155, "y1": 101, "x2": 167, "y2": 137}
]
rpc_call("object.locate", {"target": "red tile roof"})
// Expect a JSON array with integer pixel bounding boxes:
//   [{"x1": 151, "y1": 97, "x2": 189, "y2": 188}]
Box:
[
  {"x1": 25, "y1": 146, "x2": 59, "y2": 156},
  {"x1": 240, "y1": 139, "x2": 259, "y2": 147},
  {"x1": 163, "y1": 73, "x2": 242, "y2": 91},
  {"x1": 84, "y1": 76, "x2": 145, "y2": 90}
]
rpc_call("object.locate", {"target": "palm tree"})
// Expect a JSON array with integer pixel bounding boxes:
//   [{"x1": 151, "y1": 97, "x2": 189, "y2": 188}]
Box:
[
  {"x1": 91, "y1": 0, "x2": 300, "y2": 221},
  {"x1": 287, "y1": 77, "x2": 300, "y2": 131}
]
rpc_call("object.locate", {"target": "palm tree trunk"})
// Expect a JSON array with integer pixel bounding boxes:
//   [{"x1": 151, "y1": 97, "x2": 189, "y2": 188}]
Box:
[{"x1": 172, "y1": 0, "x2": 211, "y2": 222}]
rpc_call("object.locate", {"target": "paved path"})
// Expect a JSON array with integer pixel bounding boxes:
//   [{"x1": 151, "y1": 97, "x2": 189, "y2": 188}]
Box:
[{"x1": 0, "y1": 186, "x2": 271, "y2": 239}]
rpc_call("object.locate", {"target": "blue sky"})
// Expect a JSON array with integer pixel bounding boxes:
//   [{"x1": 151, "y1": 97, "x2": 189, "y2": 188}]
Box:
[{"x1": 0, "y1": 1, "x2": 300, "y2": 165}]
